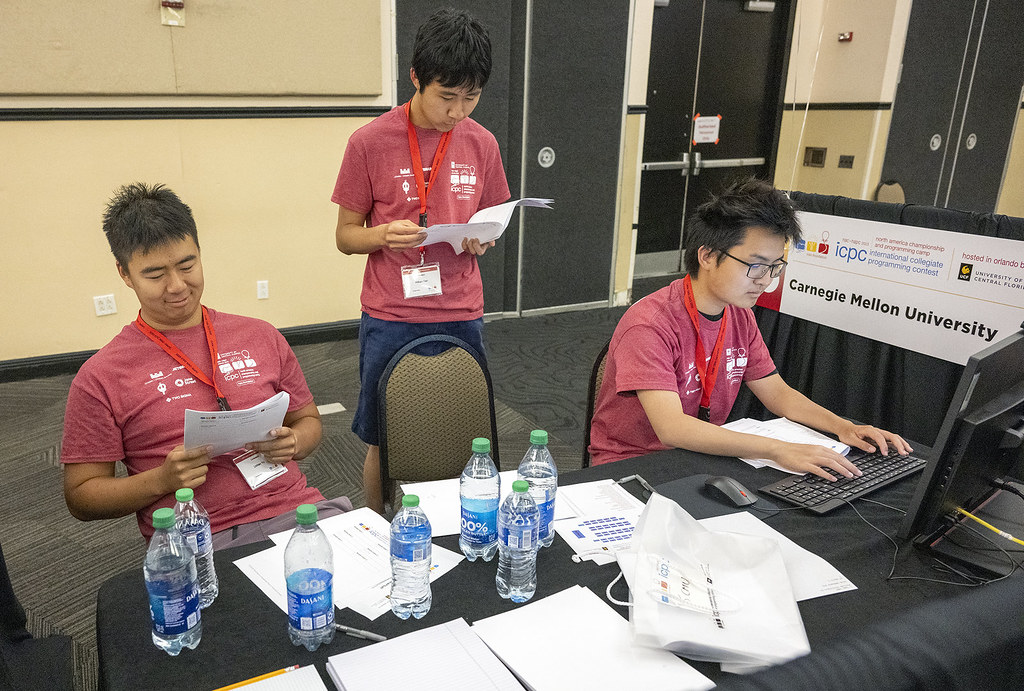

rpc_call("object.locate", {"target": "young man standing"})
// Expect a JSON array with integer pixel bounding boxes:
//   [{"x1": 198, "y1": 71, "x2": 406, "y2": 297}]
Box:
[
  {"x1": 333, "y1": 9, "x2": 510, "y2": 512},
  {"x1": 62, "y1": 183, "x2": 350, "y2": 545},
  {"x1": 589, "y1": 178, "x2": 911, "y2": 477}
]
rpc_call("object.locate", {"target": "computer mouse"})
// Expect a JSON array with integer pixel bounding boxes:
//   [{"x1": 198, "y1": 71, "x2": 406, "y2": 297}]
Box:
[{"x1": 704, "y1": 475, "x2": 757, "y2": 507}]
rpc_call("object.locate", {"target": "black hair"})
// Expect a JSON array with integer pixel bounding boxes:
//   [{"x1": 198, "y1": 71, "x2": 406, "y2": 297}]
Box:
[
  {"x1": 683, "y1": 177, "x2": 801, "y2": 276},
  {"x1": 412, "y1": 8, "x2": 492, "y2": 91},
  {"x1": 102, "y1": 183, "x2": 199, "y2": 268}
]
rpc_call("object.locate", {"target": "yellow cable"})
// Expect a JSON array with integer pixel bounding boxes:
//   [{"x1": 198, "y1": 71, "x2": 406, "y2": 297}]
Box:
[{"x1": 954, "y1": 507, "x2": 1024, "y2": 547}]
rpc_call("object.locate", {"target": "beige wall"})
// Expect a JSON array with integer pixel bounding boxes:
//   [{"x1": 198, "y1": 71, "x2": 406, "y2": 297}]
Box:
[
  {"x1": 996, "y1": 104, "x2": 1024, "y2": 218},
  {"x1": 1, "y1": 117, "x2": 370, "y2": 361},
  {"x1": 774, "y1": 109, "x2": 891, "y2": 199},
  {"x1": 777, "y1": 0, "x2": 910, "y2": 200}
]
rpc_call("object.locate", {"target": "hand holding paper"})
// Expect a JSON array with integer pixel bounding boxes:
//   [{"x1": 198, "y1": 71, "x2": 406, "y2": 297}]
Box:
[{"x1": 418, "y1": 198, "x2": 553, "y2": 254}]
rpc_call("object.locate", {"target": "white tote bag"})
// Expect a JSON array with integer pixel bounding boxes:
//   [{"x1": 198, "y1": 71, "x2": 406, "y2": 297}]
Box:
[{"x1": 625, "y1": 493, "x2": 810, "y2": 667}]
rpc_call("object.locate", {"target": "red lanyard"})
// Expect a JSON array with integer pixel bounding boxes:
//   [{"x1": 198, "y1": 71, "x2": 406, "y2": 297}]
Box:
[
  {"x1": 404, "y1": 100, "x2": 453, "y2": 232},
  {"x1": 681, "y1": 275, "x2": 728, "y2": 422},
  {"x1": 135, "y1": 305, "x2": 231, "y2": 411}
]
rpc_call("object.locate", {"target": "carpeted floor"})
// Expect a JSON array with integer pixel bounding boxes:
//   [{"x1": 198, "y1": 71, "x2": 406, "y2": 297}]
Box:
[{"x1": 0, "y1": 298, "x2": 670, "y2": 690}]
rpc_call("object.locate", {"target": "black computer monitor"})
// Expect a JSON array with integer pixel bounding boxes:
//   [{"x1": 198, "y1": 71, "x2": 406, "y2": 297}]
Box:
[{"x1": 900, "y1": 324, "x2": 1024, "y2": 575}]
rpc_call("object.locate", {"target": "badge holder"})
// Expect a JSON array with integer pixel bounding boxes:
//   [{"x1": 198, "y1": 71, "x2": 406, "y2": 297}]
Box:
[{"x1": 402, "y1": 249, "x2": 442, "y2": 299}]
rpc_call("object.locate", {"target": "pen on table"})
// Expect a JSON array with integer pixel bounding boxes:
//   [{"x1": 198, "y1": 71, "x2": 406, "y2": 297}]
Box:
[
  {"x1": 334, "y1": 622, "x2": 387, "y2": 642},
  {"x1": 211, "y1": 665, "x2": 299, "y2": 691}
]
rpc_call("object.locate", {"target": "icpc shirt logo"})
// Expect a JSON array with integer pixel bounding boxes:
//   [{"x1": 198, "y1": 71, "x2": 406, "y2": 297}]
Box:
[{"x1": 958, "y1": 263, "x2": 973, "y2": 281}]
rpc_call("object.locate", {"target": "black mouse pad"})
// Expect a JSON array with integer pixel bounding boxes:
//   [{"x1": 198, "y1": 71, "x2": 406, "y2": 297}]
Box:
[{"x1": 654, "y1": 474, "x2": 780, "y2": 520}]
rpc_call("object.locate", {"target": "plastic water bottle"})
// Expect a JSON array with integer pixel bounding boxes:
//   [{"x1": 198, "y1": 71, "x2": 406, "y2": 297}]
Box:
[
  {"x1": 496, "y1": 480, "x2": 539, "y2": 603},
  {"x1": 460, "y1": 437, "x2": 500, "y2": 562},
  {"x1": 144, "y1": 507, "x2": 201, "y2": 655},
  {"x1": 284, "y1": 504, "x2": 336, "y2": 651},
  {"x1": 390, "y1": 494, "x2": 432, "y2": 619},
  {"x1": 173, "y1": 488, "x2": 218, "y2": 609},
  {"x1": 517, "y1": 429, "x2": 558, "y2": 548}
]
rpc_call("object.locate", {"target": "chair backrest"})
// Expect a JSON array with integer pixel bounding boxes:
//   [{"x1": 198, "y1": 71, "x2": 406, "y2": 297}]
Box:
[
  {"x1": 581, "y1": 339, "x2": 611, "y2": 469},
  {"x1": 873, "y1": 179, "x2": 906, "y2": 204},
  {"x1": 377, "y1": 334, "x2": 499, "y2": 509}
]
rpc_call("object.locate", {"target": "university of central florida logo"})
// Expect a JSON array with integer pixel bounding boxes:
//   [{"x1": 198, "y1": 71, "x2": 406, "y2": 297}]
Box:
[{"x1": 958, "y1": 263, "x2": 973, "y2": 282}]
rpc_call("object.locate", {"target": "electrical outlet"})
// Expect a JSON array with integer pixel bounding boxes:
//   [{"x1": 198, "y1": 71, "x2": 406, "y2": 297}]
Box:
[
  {"x1": 93, "y1": 294, "x2": 117, "y2": 316},
  {"x1": 257, "y1": 280, "x2": 269, "y2": 300}
]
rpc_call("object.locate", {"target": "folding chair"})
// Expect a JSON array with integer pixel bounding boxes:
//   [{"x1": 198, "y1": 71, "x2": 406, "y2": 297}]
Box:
[
  {"x1": 581, "y1": 339, "x2": 611, "y2": 469},
  {"x1": 377, "y1": 334, "x2": 499, "y2": 512}
]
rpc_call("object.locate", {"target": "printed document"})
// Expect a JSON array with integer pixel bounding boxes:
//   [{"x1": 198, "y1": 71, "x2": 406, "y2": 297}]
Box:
[
  {"x1": 418, "y1": 197, "x2": 553, "y2": 253},
  {"x1": 723, "y1": 417, "x2": 850, "y2": 473},
  {"x1": 184, "y1": 391, "x2": 290, "y2": 457},
  {"x1": 234, "y1": 508, "x2": 464, "y2": 621}
]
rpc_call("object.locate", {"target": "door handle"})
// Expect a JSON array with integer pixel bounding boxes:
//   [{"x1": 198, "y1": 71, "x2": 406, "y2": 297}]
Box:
[
  {"x1": 641, "y1": 153, "x2": 690, "y2": 174},
  {"x1": 692, "y1": 152, "x2": 702, "y2": 176}
]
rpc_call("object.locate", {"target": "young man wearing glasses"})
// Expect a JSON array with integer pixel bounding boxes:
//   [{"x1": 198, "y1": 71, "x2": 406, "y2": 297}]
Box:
[{"x1": 588, "y1": 178, "x2": 911, "y2": 476}]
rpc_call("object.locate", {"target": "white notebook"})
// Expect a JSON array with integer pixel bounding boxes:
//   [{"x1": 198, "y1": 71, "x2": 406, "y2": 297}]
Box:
[{"x1": 326, "y1": 618, "x2": 520, "y2": 691}]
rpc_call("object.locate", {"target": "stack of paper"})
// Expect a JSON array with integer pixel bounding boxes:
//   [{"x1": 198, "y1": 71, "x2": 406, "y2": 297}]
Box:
[
  {"x1": 326, "y1": 618, "x2": 520, "y2": 691},
  {"x1": 723, "y1": 417, "x2": 851, "y2": 472},
  {"x1": 472, "y1": 586, "x2": 713, "y2": 691}
]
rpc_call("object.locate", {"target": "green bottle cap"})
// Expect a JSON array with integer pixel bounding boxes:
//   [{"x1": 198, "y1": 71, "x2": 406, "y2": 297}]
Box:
[
  {"x1": 152, "y1": 507, "x2": 175, "y2": 529},
  {"x1": 174, "y1": 488, "x2": 194, "y2": 502},
  {"x1": 295, "y1": 503, "x2": 318, "y2": 525},
  {"x1": 512, "y1": 480, "x2": 529, "y2": 493},
  {"x1": 402, "y1": 494, "x2": 420, "y2": 508},
  {"x1": 472, "y1": 437, "x2": 491, "y2": 453},
  {"x1": 530, "y1": 430, "x2": 548, "y2": 445}
]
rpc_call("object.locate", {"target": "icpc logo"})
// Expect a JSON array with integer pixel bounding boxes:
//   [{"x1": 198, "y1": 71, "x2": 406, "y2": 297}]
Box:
[
  {"x1": 794, "y1": 231, "x2": 829, "y2": 255},
  {"x1": 958, "y1": 263, "x2": 973, "y2": 281}
]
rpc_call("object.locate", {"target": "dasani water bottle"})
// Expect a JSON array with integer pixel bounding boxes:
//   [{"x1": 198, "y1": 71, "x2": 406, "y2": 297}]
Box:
[
  {"x1": 284, "y1": 504, "x2": 336, "y2": 651},
  {"x1": 173, "y1": 487, "x2": 218, "y2": 609},
  {"x1": 460, "y1": 437, "x2": 500, "y2": 562},
  {"x1": 144, "y1": 507, "x2": 202, "y2": 655},
  {"x1": 390, "y1": 494, "x2": 432, "y2": 619},
  {"x1": 517, "y1": 429, "x2": 558, "y2": 548},
  {"x1": 496, "y1": 480, "x2": 539, "y2": 603}
]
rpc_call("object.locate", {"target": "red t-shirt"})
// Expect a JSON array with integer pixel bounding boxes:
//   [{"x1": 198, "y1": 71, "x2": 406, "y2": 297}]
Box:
[
  {"x1": 61, "y1": 309, "x2": 324, "y2": 538},
  {"x1": 332, "y1": 106, "x2": 510, "y2": 323},
  {"x1": 589, "y1": 279, "x2": 777, "y2": 465}
]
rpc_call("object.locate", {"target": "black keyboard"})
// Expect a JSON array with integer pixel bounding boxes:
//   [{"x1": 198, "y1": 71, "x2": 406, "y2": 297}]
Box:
[{"x1": 758, "y1": 451, "x2": 928, "y2": 514}]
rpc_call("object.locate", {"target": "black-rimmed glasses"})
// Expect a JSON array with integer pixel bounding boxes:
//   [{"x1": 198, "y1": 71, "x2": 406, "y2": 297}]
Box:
[{"x1": 721, "y1": 251, "x2": 787, "y2": 279}]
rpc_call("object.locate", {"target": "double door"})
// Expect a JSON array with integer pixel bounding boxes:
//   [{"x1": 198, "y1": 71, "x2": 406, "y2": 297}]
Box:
[
  {"x1": 881, "y1": 0, "x2": 1024, "y2": 213},
  {"x1": 636, "y1": 0, "x2": 791, "y2": 277}
]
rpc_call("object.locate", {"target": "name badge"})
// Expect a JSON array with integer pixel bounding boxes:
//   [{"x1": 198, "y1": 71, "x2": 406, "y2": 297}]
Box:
[{"x1": 401, "y1": 262, "x2": 443, "y2": 299}]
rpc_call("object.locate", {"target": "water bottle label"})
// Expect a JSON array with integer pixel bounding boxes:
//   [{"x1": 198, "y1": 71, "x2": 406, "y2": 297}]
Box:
[
  {"x1": 147, "y1": 577, "x2": 201, "y2": 636},
  {"x1": 390, "y1": 535, "x2": 431, "y2": 562},
  {"x1": 537, "y1": 498, "x2": 555, "y2": 538},
  {"x1": 286, "y1": 568, "x2": 334, "y2": 631},
  {"x1": 499, "y1": 522, "x2": 537, "y2": 550},
  {"x1": 183, "y1": 525, "x2": 213, "y2": 557},
  {"x1": 460, "y1": 501, "x2": 498, "y2": 546}
]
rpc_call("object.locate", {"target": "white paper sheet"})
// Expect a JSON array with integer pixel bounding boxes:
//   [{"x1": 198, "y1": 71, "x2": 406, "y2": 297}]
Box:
[
  {"x1": 472, "y1": 585, "x2": 714, "y2": 691},
  {"x1": 418, "y1": 198, "x2": 553, "y2": 253},
  {"x1": 552, "y1": 509, "x2": 643, "y2": 565},
  {"x1": 326, "y1": 618, "x2": 521, "y2": 691},
  {"x1": 184, "y1": 390, "x2": 290, "y2": 457},
  {"x1": 722, "y1": 417, "x2": 851, "y2": 473},
  {"x1": 235, "y1": 508, "x2": 465, "y2": 621}
]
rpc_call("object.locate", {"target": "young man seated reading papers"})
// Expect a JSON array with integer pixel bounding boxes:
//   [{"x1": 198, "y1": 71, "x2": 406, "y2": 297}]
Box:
[
  {"x1": 61, "y1": 183, "x2": 351, "y2": 546},
  {"x1": 588, "y1": 178, "x2": 911, "y2": 477}
]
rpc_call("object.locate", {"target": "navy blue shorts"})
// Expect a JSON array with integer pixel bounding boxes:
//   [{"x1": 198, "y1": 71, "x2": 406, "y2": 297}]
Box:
[{"x1": 352, "y1": 313, "x2": 486, "y2": 445}]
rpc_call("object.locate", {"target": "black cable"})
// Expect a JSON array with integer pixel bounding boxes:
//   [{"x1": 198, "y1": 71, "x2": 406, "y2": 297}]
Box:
[
  {"x1": 840, "y1": 498, "x2": 1018, "y2": 587},
  {"x1": 991, "y1": 478, "x2": 1024, "y2": 504}
]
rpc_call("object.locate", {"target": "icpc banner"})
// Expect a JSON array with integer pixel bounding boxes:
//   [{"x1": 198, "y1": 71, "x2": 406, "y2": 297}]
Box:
[{"x1": 756, "y1": 212, "x2": 1024, "y2": 365}]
